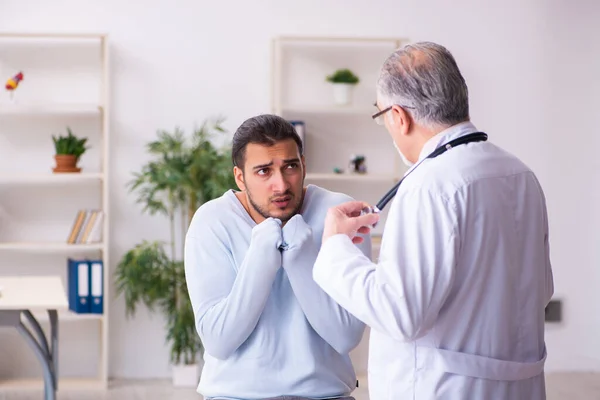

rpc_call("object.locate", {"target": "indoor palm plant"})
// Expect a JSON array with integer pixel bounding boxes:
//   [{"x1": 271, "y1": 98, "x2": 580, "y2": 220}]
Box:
[
  {"x1": 114, "y1": 117, "x2": 235, "y2": 387},
  {"x1": 52, "y1": 126, "x2": 89, "y2": 173},
  {"x1": 326, "y1": 68, "x2": 360, "y2": 106}
]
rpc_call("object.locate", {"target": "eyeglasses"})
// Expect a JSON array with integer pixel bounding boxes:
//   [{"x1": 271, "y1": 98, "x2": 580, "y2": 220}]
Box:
[{"x1": 372, "y1": 104, "x2": 415, "y2": 125}]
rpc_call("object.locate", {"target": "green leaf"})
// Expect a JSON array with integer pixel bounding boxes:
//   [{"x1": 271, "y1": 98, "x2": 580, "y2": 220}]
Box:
[
  {"x1": 52, "y1": 126, "x2": 90, "y2": 160},
  {"x1": 326, "y1": 68, "x2": 360, "y2": 84},
  {"x1": 115, "y1": 117, "x2": 236, "y2": 364}
]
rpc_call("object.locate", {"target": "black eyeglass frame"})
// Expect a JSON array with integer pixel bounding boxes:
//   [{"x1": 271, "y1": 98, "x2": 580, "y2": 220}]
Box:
[{"x1": 371, "y1": 104, "x2": 416, "y2": 123}]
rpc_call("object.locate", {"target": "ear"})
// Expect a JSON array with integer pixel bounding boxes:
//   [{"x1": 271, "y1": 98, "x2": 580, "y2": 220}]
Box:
[
  {"x1": 390, "y1": 105, "x2": 412, "y2": 136},
  {"x1": 234, "y1": 166, "x2": 246, "y2": 191}
]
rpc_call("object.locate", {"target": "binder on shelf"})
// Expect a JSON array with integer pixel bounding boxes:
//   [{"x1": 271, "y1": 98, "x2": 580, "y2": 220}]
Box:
[
  {"x1": 67, "y1": 258, "x2": 90, "y2": 313},
  {"x1": 67, "y1": 258, "x2": 104, "y2": 314},
  {"x1": 89, "y1": 259, "x2": 104, "y2": 314},
  {"x1": 289, "y1": 120, "x2": 305, "y2": 146}
]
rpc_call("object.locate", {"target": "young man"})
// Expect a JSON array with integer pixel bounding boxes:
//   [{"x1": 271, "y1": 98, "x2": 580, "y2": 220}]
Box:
[{"x1": 184, "y1": 114, "x2": 370, "y2": 400}]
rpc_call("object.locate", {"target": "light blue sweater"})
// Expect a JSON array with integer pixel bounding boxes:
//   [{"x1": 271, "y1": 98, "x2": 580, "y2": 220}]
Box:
[{"x1": 184, "y1": 184, "x2": 370, "y2": 400}]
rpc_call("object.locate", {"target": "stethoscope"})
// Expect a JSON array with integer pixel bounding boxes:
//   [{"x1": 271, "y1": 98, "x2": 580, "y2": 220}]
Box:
[{"x1": 361, "y1": 132, "x2": 488, "y2": 217}]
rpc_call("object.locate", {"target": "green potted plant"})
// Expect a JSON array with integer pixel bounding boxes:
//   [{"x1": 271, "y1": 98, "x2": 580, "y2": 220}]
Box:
[
  {"x1": 51, "y1": 127, "x2": 89, "y2": 173},
  {"x1": 114, "y1": 117, "x2": 235, "y2": 387},
  {"x1": 326, "y1": 68, "x2": 360, "y2": 105}
]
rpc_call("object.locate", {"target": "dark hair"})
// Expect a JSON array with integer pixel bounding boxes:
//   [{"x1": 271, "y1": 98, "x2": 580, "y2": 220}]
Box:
[{"x1": 232, "y1": 114, "x2": 304, "y2": 168}]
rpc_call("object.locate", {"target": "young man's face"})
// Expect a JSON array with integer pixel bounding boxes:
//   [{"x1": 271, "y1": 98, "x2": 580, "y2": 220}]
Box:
[{"x1": 234, "y1": 139, "x2": 306, "y2": 224}]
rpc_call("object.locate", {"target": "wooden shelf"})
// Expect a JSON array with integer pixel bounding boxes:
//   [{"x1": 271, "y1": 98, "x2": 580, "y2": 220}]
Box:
[
  {"x1": 0, "y1": 242, "x2": 103, "y2": 252},
  {"x1": 0, "y1": 173, "x2": 103, "y2": 184},
  {"x1": 306, "y1": 172, "x2": 399, "y2": 182},
  {"x1": 0, "y1": 103, "x2": 102, "y2": 117},
  {"x1": 0, "y1": 377, "x2": 106, "y2": 391}
]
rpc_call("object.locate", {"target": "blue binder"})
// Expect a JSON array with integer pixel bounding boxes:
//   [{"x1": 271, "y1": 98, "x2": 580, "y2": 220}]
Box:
[
  {"x1": 67, "y1": 258, "x2": 90, "y2": 313},
  {"x1": 88, "y1": 259, "x2": 104, "y2": 314}
]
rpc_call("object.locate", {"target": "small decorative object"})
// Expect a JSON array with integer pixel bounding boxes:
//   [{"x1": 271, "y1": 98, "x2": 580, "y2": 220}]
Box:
[
  {"x1": 349, "y1": 154, "x2": 367, "y2": 174},
  {"x1": 5, "y1": 71, "x2": 24, "y2": 102},
  {"x1": 326, "y1": 68, "x2": 359, "y2": 106},
  {"x1": 333, "y1": 167, "x2": 343, "y2": 174},
  {"x1": 52, "y1": 127, "x2": 89, "y2": 173}
]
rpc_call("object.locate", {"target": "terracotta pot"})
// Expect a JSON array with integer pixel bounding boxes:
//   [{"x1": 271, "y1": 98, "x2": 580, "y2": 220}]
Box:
[{"x1": 53, "y1": 154, "x2": 81, "y2": 173}]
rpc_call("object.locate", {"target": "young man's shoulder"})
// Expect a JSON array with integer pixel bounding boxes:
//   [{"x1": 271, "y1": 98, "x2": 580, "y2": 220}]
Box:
[
  {"x1": 187, "y1": 190, "x2": 238, "y2": 237},
  {"x1": 306, "y1": 184, "x2": 355, "y2": 210}
]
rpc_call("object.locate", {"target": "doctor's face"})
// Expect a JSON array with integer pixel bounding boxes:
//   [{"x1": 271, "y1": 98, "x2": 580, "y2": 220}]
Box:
[{"x1": 234, "y1": 139, "x2": 306, "y2": 224}]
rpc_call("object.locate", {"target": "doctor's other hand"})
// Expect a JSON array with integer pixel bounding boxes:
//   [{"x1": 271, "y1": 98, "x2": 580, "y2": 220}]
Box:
[{"x1": 323, "y1": 201, "x2": 380, "y2": 244}]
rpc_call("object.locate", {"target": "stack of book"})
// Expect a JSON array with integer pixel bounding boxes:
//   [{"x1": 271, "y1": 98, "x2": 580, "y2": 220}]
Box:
[{"x1": 67, "y1": 209, "x2": 104, "y2": 244}]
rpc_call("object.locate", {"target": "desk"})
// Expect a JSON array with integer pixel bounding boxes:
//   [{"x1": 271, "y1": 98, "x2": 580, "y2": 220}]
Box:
[{"x1": 0, "y1": 276, "x2": 68, "y2": 400}]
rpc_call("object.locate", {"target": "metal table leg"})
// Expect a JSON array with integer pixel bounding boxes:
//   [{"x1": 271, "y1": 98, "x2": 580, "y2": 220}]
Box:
[{"x1": 0, "y1": 309, "x2": 58, "y2": 400}]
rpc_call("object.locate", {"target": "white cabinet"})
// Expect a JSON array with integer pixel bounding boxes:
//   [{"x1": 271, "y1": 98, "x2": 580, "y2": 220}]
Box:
[{"x1": 0, "y1": 32, "x2": 110, "y2": 390}]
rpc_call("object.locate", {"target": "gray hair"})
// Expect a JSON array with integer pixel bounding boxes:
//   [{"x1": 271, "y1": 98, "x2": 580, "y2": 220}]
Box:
[{"x1": 377, "y1": 41, "x2": 470, "y2": 128}]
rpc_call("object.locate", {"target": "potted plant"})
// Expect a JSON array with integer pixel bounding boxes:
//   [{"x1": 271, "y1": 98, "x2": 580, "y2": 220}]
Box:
[
  {"x1": 326, "y1": 68, "x2": 360, "y2": 105},
  {"x1": 52, "y1": 127, "x2": 89, "y2": 173},
  {"x1": 114, "y1": 117, "x2": 236, "y2": 387}
]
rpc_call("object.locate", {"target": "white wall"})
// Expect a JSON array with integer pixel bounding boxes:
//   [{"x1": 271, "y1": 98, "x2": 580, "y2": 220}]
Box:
[{"x1": 0, "y1": 0, "x2": 599, "y2": 379}]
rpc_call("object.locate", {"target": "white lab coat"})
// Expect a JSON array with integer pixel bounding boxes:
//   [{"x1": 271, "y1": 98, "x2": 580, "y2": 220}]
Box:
[{"x1": 313, "y1": 122, "x2": 554, "y2": 400}]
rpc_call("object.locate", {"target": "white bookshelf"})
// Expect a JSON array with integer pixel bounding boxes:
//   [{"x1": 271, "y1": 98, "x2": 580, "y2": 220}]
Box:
[
  {"x1": 280, "y1": 105, "x2": 376, "y2": 115},
  {"x1": 0, "y1": 104, "x2": 102, "y2": 116},
  {"x1": 0, "y1": 242, "x2": 104, "y2": 252},
  {"x1": 0, "y1": 173, "x2": 103, "y2": 184},
  {"x1": 305, "y1": 172, "x2": 400, "y2": 182},
  {"x1": 0, "y1": 32, "x2": 110, "y2": 390},
  {"x1": 271, "y1": 35, "x2": 408, "y2": 237}
]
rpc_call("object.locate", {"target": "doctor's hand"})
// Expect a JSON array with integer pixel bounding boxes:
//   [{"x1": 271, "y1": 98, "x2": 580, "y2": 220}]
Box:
[{"x1": 323, "y1": 201, "x2": 380, "y2": 244}]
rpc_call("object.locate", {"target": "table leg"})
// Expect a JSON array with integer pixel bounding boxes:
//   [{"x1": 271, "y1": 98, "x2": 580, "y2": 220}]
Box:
[
  {"x1": 16, "y1": 309, "x2": 58, "y2": 400},
  {"x1": 48, "y1": 310, "x2": 59, "y2": 390}
]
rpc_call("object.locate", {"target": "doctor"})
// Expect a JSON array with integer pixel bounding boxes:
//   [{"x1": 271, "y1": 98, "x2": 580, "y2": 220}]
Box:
[{"x1": 313, "y1": 41, "x2": 554, "y2": 399}]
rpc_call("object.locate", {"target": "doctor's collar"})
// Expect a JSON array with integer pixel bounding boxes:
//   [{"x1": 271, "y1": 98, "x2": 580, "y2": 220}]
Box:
[{"x1": 416, "y1": 121, "x2": 479, "y2": 163}]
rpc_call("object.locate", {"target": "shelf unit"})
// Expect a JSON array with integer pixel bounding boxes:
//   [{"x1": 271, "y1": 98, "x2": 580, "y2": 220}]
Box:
[
  {"x1": 271, "y1": 35, "x2": 408, "y2": 237},
  {"x1": 0, "y1": 32, "x2": 110, "y2": 390},
  {"x1": 0, "y1": 173, "x2": 103, "y2": 184},
  {"x1": 0, "y1": 104, "x2": 102, "y2": 116}
]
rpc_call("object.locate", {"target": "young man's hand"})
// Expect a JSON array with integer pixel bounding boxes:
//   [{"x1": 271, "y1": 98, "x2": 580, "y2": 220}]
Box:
[
  {"x1": 281, "y1": 214, "x2": 313, "y2": 252},
  {"x1": 250, "y1": 217, "x2": 283, "y2": 270}
]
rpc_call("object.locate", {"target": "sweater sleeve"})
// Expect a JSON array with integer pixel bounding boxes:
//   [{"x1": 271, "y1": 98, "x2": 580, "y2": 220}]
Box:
[
  {"x1": 184, "y1": 213, "x2": 282, "y2": 360},
  {"x1": 282, "y1": 215, "x2": 367, "y2": 354}
]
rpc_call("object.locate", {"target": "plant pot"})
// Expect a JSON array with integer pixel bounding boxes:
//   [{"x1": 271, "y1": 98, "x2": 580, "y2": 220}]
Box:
[
  {"x1": 53, "y1": 154, "x2": 81, "y2": 173},
  {"x1": 172, "y1": 363, "x2": 199, "y2": 387},
  {"x1": 332, "y1": 83, "x2": 355, "y2": 106}
]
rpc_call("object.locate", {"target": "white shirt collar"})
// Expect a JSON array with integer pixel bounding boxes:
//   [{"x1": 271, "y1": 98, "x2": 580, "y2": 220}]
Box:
[{"x1": 417, "y1": 121, "x2": 479, "y2": 162}]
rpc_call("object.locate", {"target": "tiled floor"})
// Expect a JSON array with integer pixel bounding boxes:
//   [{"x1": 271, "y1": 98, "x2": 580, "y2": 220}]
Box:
[{"x1": 1, "y1": 373, "x2": 599, "y2": 399}]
